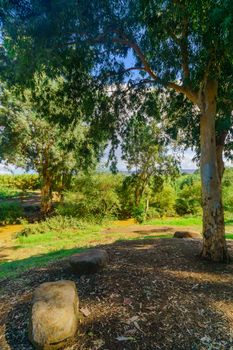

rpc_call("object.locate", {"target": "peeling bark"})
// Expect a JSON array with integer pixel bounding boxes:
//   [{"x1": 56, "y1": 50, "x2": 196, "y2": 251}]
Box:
[{"x1": 199, "y1": 79, "x2": 229, "y2": 262}]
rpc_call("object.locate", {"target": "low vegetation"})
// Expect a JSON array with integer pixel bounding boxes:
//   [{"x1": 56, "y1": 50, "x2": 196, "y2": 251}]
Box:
[
  {"x1": 0, "y1": 169, "x2": 232, "y2": 280},
  {"x1": 1, "y1": 169, "x2": 233, "y2": 226}
]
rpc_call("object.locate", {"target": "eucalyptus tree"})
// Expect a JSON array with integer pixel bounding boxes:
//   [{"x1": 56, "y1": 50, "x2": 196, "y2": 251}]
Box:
[
  {"x1": 0, "y1": 77, "x2": 102, "y2": 214},
  {"x1": 156, "y1": 85, "x2": 233, "y2": 181},
  {"x1": 2, "y1": 0, "x2": 233, "y2": 260},
  {"x1": 121, "y1": 112, "x2": 178, "y2": 209}
]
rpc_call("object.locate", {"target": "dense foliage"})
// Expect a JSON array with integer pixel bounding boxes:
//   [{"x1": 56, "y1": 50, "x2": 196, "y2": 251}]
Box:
[
  {"x1": 1, "y1": 0, "x2": 233, "y2": 261},
  {"x1": 0, "y1": 77, "x2": 106, "y2": 213},
  {"x1": 56, "y1": 169, "x2": 233, "y2": 223},
  {"x1": 0, "y1": 174, "x2": 40, "y2": 192}
]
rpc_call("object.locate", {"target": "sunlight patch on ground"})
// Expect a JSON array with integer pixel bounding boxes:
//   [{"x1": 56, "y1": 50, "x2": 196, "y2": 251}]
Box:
[{"x1": 164, "y1": 270, "x2": 233, "y2": 284}]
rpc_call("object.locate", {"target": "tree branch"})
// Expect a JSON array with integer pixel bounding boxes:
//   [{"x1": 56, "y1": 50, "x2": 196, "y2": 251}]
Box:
[
  {"x1": 180, "y1": 17, "x2": 190, "y2": 81},
  {"x1": 167, "y1": 82, "x2": 198, "y2": 104},
  {"x1": 74, "y1": 28, "x2": 198, "y2": 104}
]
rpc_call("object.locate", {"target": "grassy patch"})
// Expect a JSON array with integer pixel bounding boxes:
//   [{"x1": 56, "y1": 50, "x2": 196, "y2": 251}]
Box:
[
  {"x1": 0, "y1": 202, "x2": 23, "y2": 224},
  {"x1": 2, "y1": 214, "x2": 233, "y2": 280},
  {"x1": 0, "y1": 247, "x2": 86, "y2": 280},
  {"x1": 0, "y1": 231, "x2": 174, "y2": 280},
  {"x1": 146, "y1": 216, "x2": 202, "y2": 227},
  {"x1": 0, "y1": 187, "x2": 21, "y2": 199},
  {"x1": 147, "y1": 213, "x2": 233, "y2": 228},
  {"x1": 0, "y1": 215, "x2": 175, "y2": 279}
]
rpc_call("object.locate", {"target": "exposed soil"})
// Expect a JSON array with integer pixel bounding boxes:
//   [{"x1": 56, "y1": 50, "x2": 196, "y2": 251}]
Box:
[{"x1": 0, "y1": 238, "x2": 233, "y2": 350}]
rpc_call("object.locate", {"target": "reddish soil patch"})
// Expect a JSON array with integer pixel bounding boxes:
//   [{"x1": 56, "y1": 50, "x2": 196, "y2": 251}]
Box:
[{"x1": 0, "y1": 238, "x2": 233, "y2": 350}]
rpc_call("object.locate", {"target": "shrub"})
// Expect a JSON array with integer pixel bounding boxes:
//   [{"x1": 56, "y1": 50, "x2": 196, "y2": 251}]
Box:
[
  {"x1": 0, "y1": 202, "x2": 23, "y2": 224},
  {"x1": 0, "y1": 187, "x2": 21, "y2": 199},
  {"x1": 18, "y1": 215, "x2": 89, "y2": 237},
  {"x1": 152, "y1": 183, "x2": 176, "y2": 216},
  {"x1": 132, "y1": 203, "x2": 146, "y2": 223},
  {"x1": 57, "y1": 173, "x2": 123, "y2": 221},
  {"x1": 0, "y1": 174, "x2": 40, "y2": 191},
  {"x1": 145, "y1": 207, "x2": 161, "y2": 220},
  {"x1": 175, "y1": 175, "x2": 201, "y2": 216}
]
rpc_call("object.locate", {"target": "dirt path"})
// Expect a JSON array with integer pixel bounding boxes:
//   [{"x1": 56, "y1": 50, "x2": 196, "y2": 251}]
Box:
[{"x1": 0, "y1": 225, "x2": 24, "y2": 261}]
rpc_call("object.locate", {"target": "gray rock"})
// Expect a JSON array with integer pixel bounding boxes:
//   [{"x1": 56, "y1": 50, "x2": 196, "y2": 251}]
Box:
[
  {"x1": 29, "y1": 280, "x2": 79, "y2": 350},
  {"x1": 69, "y1": 249, "x2": 108, "y2": 274},
  {"x1": 173, "y1": 230, "x2": 201, "y2": 238}
]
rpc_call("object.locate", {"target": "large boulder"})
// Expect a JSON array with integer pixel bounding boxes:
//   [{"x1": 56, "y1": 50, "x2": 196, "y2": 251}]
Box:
[
  {"x1": 173, "y1": 230, "x2": 201, "y2": 238},
  {"x1": 29, "y1": 280, "x2": 79, "y2": 350},
  {"x1": 69, "y1": 249, "x2": 108, "y2": 274}
]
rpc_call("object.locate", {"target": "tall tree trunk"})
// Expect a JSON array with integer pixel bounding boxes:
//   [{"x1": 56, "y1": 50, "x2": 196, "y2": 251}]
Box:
[{"x1": 199, "y1": 79, "x2": 229, "y2": 262}]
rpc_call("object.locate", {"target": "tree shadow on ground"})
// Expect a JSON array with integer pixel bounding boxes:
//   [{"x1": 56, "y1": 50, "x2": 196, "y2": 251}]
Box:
[
  {"x1": 2, "y1": 238, "x2": 233, "y2": 350},
  {"x1": 0, "y1": 247, "x2": 87, "y2": 280}
]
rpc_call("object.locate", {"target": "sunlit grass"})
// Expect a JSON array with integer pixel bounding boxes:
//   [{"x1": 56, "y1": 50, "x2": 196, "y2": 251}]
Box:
[
  {"x1": 147, "y1": 212, "x2": 233, "y2": 228},
  {"x1": 1, "y1": 213, "x2": 233, "y2": 280},
  {"x1": 0, "y1": 186, "x2": 21, "y2": 199},
  {"x1": 147, "y1": 216, "x2": 202, "y2": 227}
]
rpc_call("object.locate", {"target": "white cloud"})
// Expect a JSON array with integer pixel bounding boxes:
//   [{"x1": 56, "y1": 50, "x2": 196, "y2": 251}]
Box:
[{"x1": 0, "y1": 162, "x2": 25, "y2": 174}]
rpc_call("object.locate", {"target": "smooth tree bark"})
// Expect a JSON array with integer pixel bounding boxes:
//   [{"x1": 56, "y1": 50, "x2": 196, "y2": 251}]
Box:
[
  {"x1": 111, "y1": 34, "x2": 229, "y2": 261},
  {"x1": 198, "y1": 79, "x2": 229, "y2": 262}
]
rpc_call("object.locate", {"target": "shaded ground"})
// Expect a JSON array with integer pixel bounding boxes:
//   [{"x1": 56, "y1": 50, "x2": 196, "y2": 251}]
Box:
[
  {"x1": 0, "y1": 191, "x2": 60, "y2": 222},
  {"x1": 0, "y1": 191, "x2": 41, "y2": 208},
  {"x1": 0, "y1": 238, "x2": 233, "y2": 350},
  {"x1": 0, "y1": 221, "x2": 174, "y2": 279}
]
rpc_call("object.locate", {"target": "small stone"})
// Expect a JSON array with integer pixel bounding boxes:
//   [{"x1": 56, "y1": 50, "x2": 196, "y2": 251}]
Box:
[
  {"x1": 173, "y1": 231, "x2": 201, "y2": 238},
  {"x1": 69, "y1": 249, "x2": 108, "y2": 274},
  {"x1": 80, "y1": 307, "x2": 91, "y2": 317},
  {"x1": 29, "y1": 280, "x2": 79, "y2": 350}
]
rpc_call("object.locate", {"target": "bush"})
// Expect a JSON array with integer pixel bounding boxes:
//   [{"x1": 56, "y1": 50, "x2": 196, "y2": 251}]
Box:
[
  {"x1": 175, "y1": 175, "x2": 201, "y2": 216},
  {"x1": 132, "y1": 203, "x2": 146, "y2": 223},
  {"x1": 145, "y1": 207, "x2": 161, "y2": 220},
  {"x1": 57, "y1": 173, "x2": 123, "y2": 221},
  {"x1": 0, "y1": 187, "x2": 21, "y2": 199},
  {"x1": 0, "y1": 202, "x2": 23, "y2": 224},
  {"x1": 222, "y1": 168, "x2": 233, "y2": 211},
  {"x1": 18, "y1": 215, "x2": 89, "y2": 237},
  {"x1": 0, "y1": 174, "x2": 40, "y2": 191},
  {"x1": 152, "y1": 183, "x2": 176, "y2": 216}
]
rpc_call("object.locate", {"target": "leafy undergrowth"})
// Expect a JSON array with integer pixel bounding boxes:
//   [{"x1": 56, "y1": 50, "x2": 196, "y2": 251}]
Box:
[{"x1": 0, "y1": 202, "x2": 23, "y2": 225}]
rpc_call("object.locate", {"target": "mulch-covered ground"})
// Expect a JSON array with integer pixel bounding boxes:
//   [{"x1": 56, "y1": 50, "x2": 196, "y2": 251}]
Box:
[{"x1": 0, "y1": 238, "x2": 233, "y2": 350}]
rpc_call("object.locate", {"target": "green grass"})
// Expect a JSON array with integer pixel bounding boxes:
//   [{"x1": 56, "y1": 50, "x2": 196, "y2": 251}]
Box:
[
  {"x1": 147, "y1": 212, "x2": 233, "y2": 228},
  {"x1": 0, "y1": 202, "x2": 23, "y2": 224},
  {"x1": 0, "y1": 247, "x2": 87, "y2": 280},
  {"x1": 0, "y1": 186, "x2": 21, "y2": 199},
  {"x1": 0, "y1": 223, "x2": 103, "y2": 279},
  {"x1": 1, "y1": 213, "x2": 233, "y2": 280},
  {"x1": 0, "y1": 215, "x2": 177, "y2": 280},
  {"x1": 147, "y1": 216, "x2": 202, "y2": 227},
  {"x1": 17, "y1": 223, "x2": 103, "y2": 249}
]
